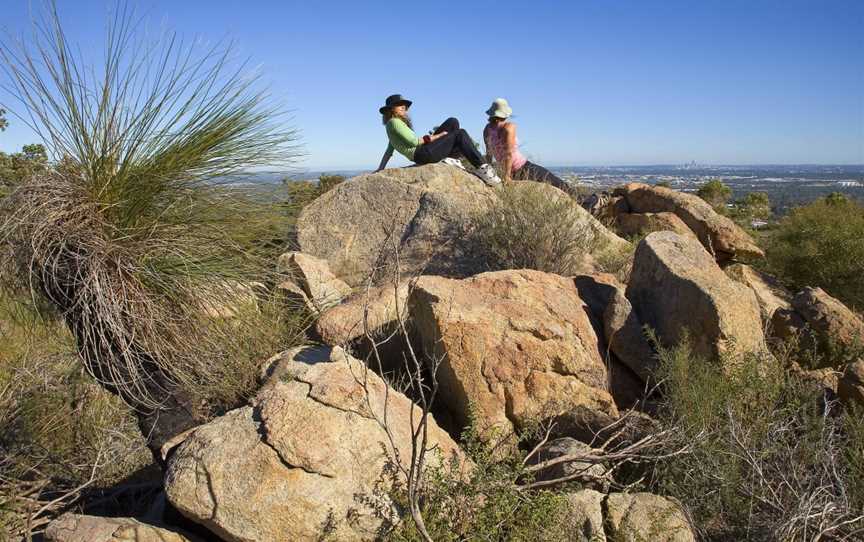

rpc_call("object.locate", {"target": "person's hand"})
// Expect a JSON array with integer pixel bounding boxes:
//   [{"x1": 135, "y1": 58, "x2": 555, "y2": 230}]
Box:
[{"x1": 432, "y1": 131, "x2": 447, "y2": 141}]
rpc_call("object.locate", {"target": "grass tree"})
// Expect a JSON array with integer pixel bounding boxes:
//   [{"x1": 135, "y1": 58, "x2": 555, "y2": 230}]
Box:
[{"x1": 0, "y1": 2, "x2": 304, "y2": 452}]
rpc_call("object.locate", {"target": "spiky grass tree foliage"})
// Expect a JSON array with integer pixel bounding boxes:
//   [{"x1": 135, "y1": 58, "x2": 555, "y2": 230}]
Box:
[{"x1": 0, "y1": 3, "x2": 303, "y2": 435}]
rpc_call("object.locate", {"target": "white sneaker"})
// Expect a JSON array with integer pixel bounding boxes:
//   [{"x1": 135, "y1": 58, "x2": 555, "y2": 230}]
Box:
[
  {"x1": 475, "y1": 163, "x2": 502, "y2": 186},
  {"x1": 441, "y1": 157, "x2": 467, "y2": 170}
]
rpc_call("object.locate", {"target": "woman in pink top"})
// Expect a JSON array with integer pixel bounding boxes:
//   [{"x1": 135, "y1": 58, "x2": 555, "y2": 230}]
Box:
[{"x1": 482, "y1": 98, "x2": 574, "y2": 195}]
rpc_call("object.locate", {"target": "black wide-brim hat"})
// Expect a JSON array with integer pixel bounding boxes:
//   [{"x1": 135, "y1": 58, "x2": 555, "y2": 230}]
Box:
[{"x1": 379, "y1": 94, "x2": 412, "y2": 114}]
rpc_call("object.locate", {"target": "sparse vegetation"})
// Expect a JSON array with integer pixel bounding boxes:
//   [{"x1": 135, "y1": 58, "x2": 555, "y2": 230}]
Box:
[
  {"x1": 650, "y1": 338, "x2": 864, "y2": 540},
  {"x1": 472, "y1": 183, "x2": 598, "y2": 275},
  {"x1": 0, "y1": 293, "x2": 150, "y2": 539},
  {"x1": 389, "y1": 418, "x2": 570, "y2": 542},
  {"x1": 764, "y1": 194, "x2": 864, "y2": 310}
]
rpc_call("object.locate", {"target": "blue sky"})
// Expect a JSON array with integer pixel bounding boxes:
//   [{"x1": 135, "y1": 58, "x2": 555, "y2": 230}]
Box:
[{"x1": 1, "y1": 0, "x2": 862, "y2": 171}]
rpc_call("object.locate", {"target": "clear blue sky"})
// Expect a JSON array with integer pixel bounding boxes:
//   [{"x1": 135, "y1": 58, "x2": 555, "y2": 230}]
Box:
[{"x1": 1, "y1": 0, "x2": 862, "y2": 171}]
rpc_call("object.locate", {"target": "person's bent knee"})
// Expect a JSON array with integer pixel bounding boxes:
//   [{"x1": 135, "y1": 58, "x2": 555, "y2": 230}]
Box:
[{"x1": 445, "y1": 117, "x2": 460, "y2": 129}]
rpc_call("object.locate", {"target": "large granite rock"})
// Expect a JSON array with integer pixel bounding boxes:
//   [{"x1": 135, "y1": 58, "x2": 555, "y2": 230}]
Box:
[
  {"x1": 614, "y1": 183, "x2": 764, "y2": 262},
  {"x1": 165, "y1": 345, "x2": 465, "y2": 542},
  {"x1": 792, "y1": 287, "x2": 864, "y2": 364},
  {"x1": 297, "y1": 164, "x2": 496, "y2": 286},
  {"x1": 605, "y1": 492, "x2": 695, "y2": 542},
  {"x1": 627, "y1": 232, "x2": 766, "y2": 360},
  {"x1": 408, "y1": 270, "x2": 618, "y2": 436},
  {"x1": 297, "y1": 165, "x2": 628, "y2": 287},
  {"x1": 44, "y1": 514, "x2": 198, "y2": 542}
]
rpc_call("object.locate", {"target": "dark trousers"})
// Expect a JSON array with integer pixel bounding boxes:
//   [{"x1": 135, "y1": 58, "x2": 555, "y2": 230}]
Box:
[
  {"x1": 514, "y1": 161, "x2": 574, "y2": 194},
  {"x1": 413, "y1": 117, "x2": 485, "y2": 168}
]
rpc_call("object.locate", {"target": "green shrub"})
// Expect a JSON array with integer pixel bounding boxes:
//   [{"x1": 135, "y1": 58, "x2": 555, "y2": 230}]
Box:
[
  {"x1": 764, "y1": 195, "x2": 864, "y2": 310},
  {"x1": 650, "y1": 338, "x2": 864, "y2": 540},
  {"x1": 472, "y1": 183, "x2": 598, "y2": 275},
  {"x1": 696, "y1": 179, "x2": 732, "y2": 211},
  {"x1": 389, "y1": 415, "x2": 570, "y2": 541}
]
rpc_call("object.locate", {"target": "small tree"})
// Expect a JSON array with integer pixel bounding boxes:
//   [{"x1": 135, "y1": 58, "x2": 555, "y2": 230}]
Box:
[{"x1": 696, "y1": 179, "x2": 732, "y2": 211}]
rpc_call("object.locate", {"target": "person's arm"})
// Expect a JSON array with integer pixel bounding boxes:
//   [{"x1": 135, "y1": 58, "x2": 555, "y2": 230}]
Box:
[
  {"x1": 502, "y1": 123, "x2": 517, "y2": 182},
  {"x1": 377, "y1": 144, "x2": 394, "y2": 171},
  {"x1": 483, "y1": 124, "x2": 493, "y2": 163},
  {"x1": 391, "y1": 119, "x2": 420, "y2": 147}
]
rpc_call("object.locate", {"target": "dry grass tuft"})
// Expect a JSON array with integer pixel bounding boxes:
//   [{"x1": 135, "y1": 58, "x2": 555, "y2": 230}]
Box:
[{"x1": 0, "y1": 2, "x2": 306, "y2": 417}]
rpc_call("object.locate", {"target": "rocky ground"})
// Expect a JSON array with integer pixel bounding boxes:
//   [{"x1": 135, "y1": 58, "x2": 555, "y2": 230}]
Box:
[{"x1": 43, "y1": 164, "x2": 864, "y2": 541}]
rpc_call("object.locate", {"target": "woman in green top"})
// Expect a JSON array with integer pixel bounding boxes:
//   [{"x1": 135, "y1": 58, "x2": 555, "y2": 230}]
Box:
[{"x1": 376, "y1": 94, "x2": 501, "y2": 185}]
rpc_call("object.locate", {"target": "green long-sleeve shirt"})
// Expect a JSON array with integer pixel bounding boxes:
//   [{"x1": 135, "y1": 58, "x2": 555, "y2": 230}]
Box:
[{"x1": 385, "y1": 118, "x2": 419, "y2": 161}]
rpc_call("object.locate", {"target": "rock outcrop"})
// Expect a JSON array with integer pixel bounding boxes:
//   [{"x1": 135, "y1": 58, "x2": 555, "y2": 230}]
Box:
[
  {"x1": 297, "y1": 164, "x2": 496, "y2": 286},
  {"x1": 44, "y1": 514, "x2": 198, "y2": 542},
  {"x1": 614, "y1": 183, "x2": 764, "y2": 262},
  {"x1": 409, "y1": 270, "x2": 619, "y2": 436},
  {"x1": 165, "y1": 345, "x2": 465, "y2": 542},
  {"x1": 627, "y1": 232, "x2": 766, "y2": 360},
  {"x1": 297, "y1": 165, "x2": 628, "y2": 286},
  {"x1": 604, "y1": 493, "x2": 695, "y2": 542}
]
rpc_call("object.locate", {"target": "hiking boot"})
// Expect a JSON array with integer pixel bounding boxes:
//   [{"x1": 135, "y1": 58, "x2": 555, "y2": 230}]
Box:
[
  {"x1": 475, "y1": 163, "x2": 502, "y2": 186},
  {"x1": 441, "y1": 157, "x2": 467, "y2": 170}
]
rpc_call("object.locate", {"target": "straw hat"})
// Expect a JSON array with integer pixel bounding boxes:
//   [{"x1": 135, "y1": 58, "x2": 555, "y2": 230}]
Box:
[{"x1": 485, "y1": 98, "x2": 513, "y2": 119}]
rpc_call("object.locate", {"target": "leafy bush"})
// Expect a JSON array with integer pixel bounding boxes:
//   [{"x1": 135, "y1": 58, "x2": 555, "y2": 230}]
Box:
[
  {"x1": 650, "y1": 338, "x2": 864, "y2": 540},
  {"x1": 472, "y1": 183, "x2": 598, "y2": 275},
  {"x1": 696, "y1": 179, "x2": 732, "y2": 211},
  {"x1": 764, "y1": 195, "x2": 864, "y2": 310},
  {"x1": 389, "y1": 416, "x2": 570, "y2": 541},
  {"x1": 0, "y1": 5, "x2": 304, "y2": 420}
]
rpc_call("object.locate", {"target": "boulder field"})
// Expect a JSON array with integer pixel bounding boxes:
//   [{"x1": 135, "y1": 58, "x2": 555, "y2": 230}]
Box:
[{"x1": 45, "y1": 165, "x2": 864, "y2": 541}]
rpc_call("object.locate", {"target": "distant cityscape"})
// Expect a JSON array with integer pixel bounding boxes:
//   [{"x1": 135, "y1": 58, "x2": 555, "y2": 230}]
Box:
[
  {"x1": 550, "y1": 164, "x2": 864, "y2": 214},
  {"x1": 235, "y1": 164, "x2": 864, "y2": 216}
]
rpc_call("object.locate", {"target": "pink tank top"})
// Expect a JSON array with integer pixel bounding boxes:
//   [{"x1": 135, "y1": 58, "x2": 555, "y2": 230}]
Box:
[{"x1": 487, "y1": 123, "x2": 527, "y2": 172}]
